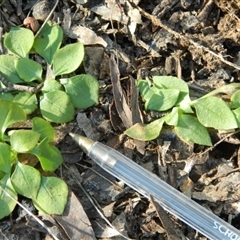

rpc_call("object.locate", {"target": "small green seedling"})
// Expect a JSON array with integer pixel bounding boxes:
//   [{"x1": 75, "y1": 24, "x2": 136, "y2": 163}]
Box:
[
  {"x1": 0, "y1": 99, "x2": 68, "y2": 219},
  {"x1": 125, "y1": 76, "x2": 240, "y2": 146},
  {"x1": 0, "y1": 22, "x2": 99, "y2": 123}
]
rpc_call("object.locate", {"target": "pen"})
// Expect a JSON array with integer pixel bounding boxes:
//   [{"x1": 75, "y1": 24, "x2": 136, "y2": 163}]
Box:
[{"x1": 69, "y1": 133, "x2": 240, "y2": 240}]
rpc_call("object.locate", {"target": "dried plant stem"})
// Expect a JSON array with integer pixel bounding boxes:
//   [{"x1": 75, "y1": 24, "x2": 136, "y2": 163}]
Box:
[
  {"x1": 0, "y1": 76, "x2": 43, "y2": 93},
  {"x1": 34, "y1": 0, "x2": 60, "y2": 38},
  {"x1": 133, "y1": 3, "x2": 240, "y2": 71},
  {"x1": 0, "y1": 185, "x2": 60, "y2": 240}
]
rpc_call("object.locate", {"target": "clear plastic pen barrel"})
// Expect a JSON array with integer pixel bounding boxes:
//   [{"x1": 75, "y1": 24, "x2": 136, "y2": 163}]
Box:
[{"x1": 89, "y1": 141, "x2": 240, "y2": 240}]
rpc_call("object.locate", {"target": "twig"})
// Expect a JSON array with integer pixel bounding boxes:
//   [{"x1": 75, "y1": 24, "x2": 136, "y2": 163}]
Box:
[
  {"x1": 0, "y1": 185, "x2": 60, "y2": 240},
  {"x1": 34, "y1": 0, "x2": 60, "y2": 38},
  {"x1": 131, "y1": 2, "x2": 240, "y2": 71},
  {"x1": 201, "y1": 130, "x2": 240, "y2": 156},
  {"x1": 197, "y1": 0, "x2": 215, "y2": 22},
  {"x1": 63, "y1": 164, "x2": 132, "y2": 240},
  {"x1": 27, "y1": 0, "x2": 41, "y2": 17},
  {"x1": 0, "y1": 76, "x2": 43, "y2": 93}
]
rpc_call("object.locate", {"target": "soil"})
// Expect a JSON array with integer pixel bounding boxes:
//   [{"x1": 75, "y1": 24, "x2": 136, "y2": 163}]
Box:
[{"x1": 1, "y1": 0, "x2": 240, "y2": 239}]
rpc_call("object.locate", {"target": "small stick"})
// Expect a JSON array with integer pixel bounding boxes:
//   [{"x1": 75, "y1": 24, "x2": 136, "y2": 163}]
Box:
[
  {"x1": 131, "y1": 2, "x2": 240, "y2": 71},
  {"x1": 0, "y1": 185, "x2": 60, "y2": 240},
  {"x1": 0, "y1": 76, "x2": 43, "y2": 93},
  {"x1": 34, "y1": 0, "x2": 60, "y2": 38}
]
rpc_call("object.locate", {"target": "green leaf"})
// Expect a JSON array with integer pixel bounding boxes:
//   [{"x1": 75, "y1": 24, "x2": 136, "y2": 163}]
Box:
[
  {"x1": 230, "y1": 90, "x2": 240, "y2": 109},
  {"x1": 0, "y1": 174, "x2": 18, "y2": 220},
  {"x1": 11, "y1": 161, "x2": 41, "y2": 199},
  {"x1": 4, "y1": 27, "x2": 34, "y2": 58},
  {"x1": 0, "y1": 93, "x2": 14, "y2": 101},
  {"x1": 193, "y1": 96, "x2": 238, "y2": 130},
  {"x1": 30, "y1": 137, "x2": 63, "y2": 171},
  {"x1": 137, "y1": 80, "x2": 180, "y2": 111},
  {"x1": 0, "y1": 143, "x2": 11, "y2": 174},
  {"x1": 15, "y1": 58, "x2": 42, "y2": 82},
  {"x1": 33, "y1": 176, "x2": 68, "y2": 214},
  {"x1": 40, "y1": 90, "x2": 74, "y2": 123},
  {"x1": 146, "y1": 89, "x2": 179, "y2": 111},
  {"x1": 165, "y1": 107, "x2": 179, "y2": 126},
  {"x1": 203, "y1": 83, "x2": 240, "y2": 98},
  {"x1": 13, "y1": 92, "x2": 38, "y2": 115},
  {"x1": 233, "y1": 107, "x2": 240, "y2": 127},
  {"x1": 124, "y1": 118, "x2": 164, "y2": 141},
  {"x1": 175, "y1": 114, "x2": 212, "y2": 146},
  {"x1": 179, "y1": 95, "x2": 193, "y2": 113},
  {"x1": 10, "y1": 130, "x2": 40, "y2": 152},
  {"x1": 0, "y1": 99, "x2": 26, "y2": 141},
  {"x1": 60, "y1": 74, "x2": 99, "y2": 109},
  {"x1": 41, "y1": 78, "x2": 63, "y2": 93},
  {"x1": 0, "y1": 171, "x2": 5, "y2": 181},
  {"x1": 137, "y1": 80, "x2": 153, "y2": 100},
  {"x1": 32, "y1": 117, "x2": 55, "y2": 142},
  {"x1": 53, "y1": 43, "x2": 84, "y2": 76},
  {"x1": 153, "y1": 76, "x2": 189, "y2": 104},
  {"x1": 0, "y1": 55, "x2": 23, "y2": 84},
  {"x1": 33, "y1": 22, "x2": 63, "y2": 64}
]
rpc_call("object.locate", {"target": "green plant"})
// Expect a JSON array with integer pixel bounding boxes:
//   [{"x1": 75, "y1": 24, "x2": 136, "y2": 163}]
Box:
[
  {"x1": 125, "y1": 76, "x2": 240, "y2": 146},
  {"x1": 0, "y1": 22, "x2": 99, "y2": 123},
  {"x1": 0, "y1": 99, "x2": 68, "y2": 219}
]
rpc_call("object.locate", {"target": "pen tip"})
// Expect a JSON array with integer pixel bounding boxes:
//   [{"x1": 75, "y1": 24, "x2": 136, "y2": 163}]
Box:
[{"x1": 69, "y1": 133, "x2": 94, "y2": 154}]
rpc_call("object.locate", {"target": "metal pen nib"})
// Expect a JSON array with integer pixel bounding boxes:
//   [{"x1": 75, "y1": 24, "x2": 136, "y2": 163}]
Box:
[{"x1": 69, "y1": 132, "x2": 94, "y2": 154}]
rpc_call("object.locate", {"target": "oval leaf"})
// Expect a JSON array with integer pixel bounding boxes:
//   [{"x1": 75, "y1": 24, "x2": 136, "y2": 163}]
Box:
[
  {"x1": 30, "y1": 137, "x2": 63, "y2": 171},
  {"x1": 124, "y1": 118, "x2": 164, "y2": 141},
  {"x1": 40, "y1": 90, "x2": 74, "y2": 123},
  {"x1": 153, "y1": 75, "x2": 189, "y2": 92},
  {"x1": 193, "y1": 96, "x2": 238, "y2": 130},
  {"x1": 0, "y1": 92, "x2": 14, "y2": 101},
  {"x1": 15, "y1": 58, "x2": 42, "y2": 82},
  {"x1": 53, "y1": 43, "x2": 84, "y2": 76},
  {"x1": 0, "y1": 99, "x2": 26, "y2": 141},
  {"x1": 60, "y1": 74, "x2": 99, "y2": 109},
  {"x1": 33, "y1": 22, "x2": 63, "y2": 64},
  {"x1": 13, "y1": 92, "x2": 38, "y2": 115},
  {"x1": 0, "y1": 143, "x2": 11, "y2": 174},
  {"x1": 137, "y1": 79, "x2": 181, "y2": 111},
  {"x1": 41, "y1": 78, "x2": 63, "y2": 93},
  {"x1": 231, "y1": 90, "x2": 240, "y2": 109},
  {"x1": 204, "y1": 83, "x2": 240, "y2": 98},
  {"x1": 165, "y1": 107, "x2": 179, "y2": 126},
  {"x1": 32, "y1": 117, "x2": 55, "y2": 142},
  {"x1": 153, "y1": 76, "x2": 189, "y2": 104},
  {"x1": 10, "y1": 130, "x2": 40, "y2": 152},
  {"x1": 0, "y1": 174, "x2": 18, "y2": 220},
  {"x1": 4, "y1": 27, "x2": 34, "y2": 58},
  {"x1": 11, "y1": 161, "x2": 41, "y2": 199},
  {"x1": 233, "y1": 107, "x2": 240, "y2": 128},
  {"x1": 0, "y1": 55, "x2": 23, "y2": 84},
  {"x1": 175, "y1": 114, "x2": 212, "y2": 146},
  {"x1": 33, "y1": 176, "x2": 68, "y2": 214},
  {"x1": 145, "y1": 89, "x2": 180, "y2": 111}
]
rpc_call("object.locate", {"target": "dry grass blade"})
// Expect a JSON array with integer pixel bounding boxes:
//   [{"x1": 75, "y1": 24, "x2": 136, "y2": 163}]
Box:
[{"x1": 0, "y1": 185, "x2": 60, "y2": 240}]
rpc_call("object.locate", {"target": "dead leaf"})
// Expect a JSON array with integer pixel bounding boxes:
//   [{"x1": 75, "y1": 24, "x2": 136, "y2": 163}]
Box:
[
  {"x1": 68, "y1": 25, "x2": 107, "y2": 47},
  {"x1": 53, "y1": 191, "x2": 96, "y2": 240},
  {"x1": 91, "y1": 0, "x2": 129, "y2": 25},
  {"x1": 77, "y1": 113, "x2": 100, "y2": 141},
  {"x1": 109, "y1": 54, "x2": 133, "y2": 129}
]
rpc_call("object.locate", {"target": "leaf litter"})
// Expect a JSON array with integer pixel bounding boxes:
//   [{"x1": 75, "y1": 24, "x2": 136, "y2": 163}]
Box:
[{"x1": 1, "y1": 0, "x2": 240, "y2": 239}]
